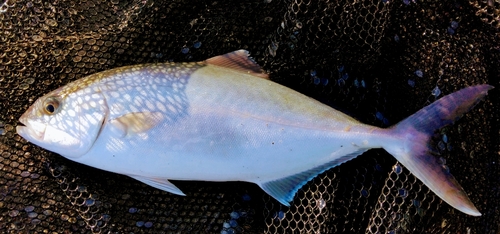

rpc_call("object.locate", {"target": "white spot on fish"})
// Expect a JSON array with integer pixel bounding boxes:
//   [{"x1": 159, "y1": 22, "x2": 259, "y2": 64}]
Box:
[
  {"x1": 116, "y1": 80, "x2": 125, "y2": 86},
  {"x1": 167, "y1": 96, "x2": 174, "y2": 103},
  {"x1": 156, "y1": 102, "x2": 167, "y2": 112},
  {"x1": 129, "y1": 105, "x2": 139, "y2": 113},
  {"x1": 174, "y1": 95, "x2": 182, "y2": 103},
  {"x1": 157, "y1": 95, "x2": 166, "y2": 103},
  {"x1": 145, "y1": 100, "x2": 154, "y2": 110},
  {"x1": 167, "y1": 104, "x2": 176, "y2": 113},
  {"x1": 133, "y1": 96, "x2": 143, "y2": 106},
  {"x1": 124, "y1": 94, "x2": 131, "y2": 102}
]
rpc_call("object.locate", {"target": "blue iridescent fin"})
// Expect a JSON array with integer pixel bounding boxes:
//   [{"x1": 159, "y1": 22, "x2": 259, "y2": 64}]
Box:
[
  {"x1": 258, "y1": 149, "x2": 368, "y2": 206},
  {"x1": 129, "y1": 175, "x2": 186, "y2": 196},
  {"x1": 385, "y1": 84, "x2": 493, "y2": 216}
]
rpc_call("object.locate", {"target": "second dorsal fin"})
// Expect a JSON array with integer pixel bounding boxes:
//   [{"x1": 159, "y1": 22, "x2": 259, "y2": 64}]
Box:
[{"x1": 206, "y1": 50, "x2": 269, "y2": 79}]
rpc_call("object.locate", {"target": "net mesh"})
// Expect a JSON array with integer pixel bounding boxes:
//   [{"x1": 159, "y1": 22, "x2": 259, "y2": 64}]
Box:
[{"x1": 0, "y1": 0, "x2": 498, "y2": 233}]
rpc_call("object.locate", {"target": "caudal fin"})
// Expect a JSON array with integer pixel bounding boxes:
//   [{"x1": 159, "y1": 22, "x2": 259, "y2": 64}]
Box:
[{"x1": 384, "y1": 84, "x2": 493, "y2": 216}]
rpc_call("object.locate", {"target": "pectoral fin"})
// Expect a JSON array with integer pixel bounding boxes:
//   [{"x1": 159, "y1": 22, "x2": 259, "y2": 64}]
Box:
[
  {"x1": 110, "y1": 112, "x2": 164, "y2": 136},
  {"x1": 129, "y1": 175, "x2": 186, "y2": 196},
  {"x1": 258, "y1": 149, "x2": 368, "y2": 206}
]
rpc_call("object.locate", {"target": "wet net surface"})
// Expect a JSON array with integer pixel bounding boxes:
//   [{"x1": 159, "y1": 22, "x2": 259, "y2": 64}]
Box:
[{"x1": 0, "y1": 0, "x2": 499, "y2": 233}]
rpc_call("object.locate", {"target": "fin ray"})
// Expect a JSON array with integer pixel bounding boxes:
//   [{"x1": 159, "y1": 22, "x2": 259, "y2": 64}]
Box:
[
  {"x1": 129, "y1": 175, "x2": 186, "y2": 196},
  {"x1": 258, "y1": 149, "x2": 368, "y2": 206},
  {"x1": 206, "y1": 50, "x2": 269, "y2": 79}
]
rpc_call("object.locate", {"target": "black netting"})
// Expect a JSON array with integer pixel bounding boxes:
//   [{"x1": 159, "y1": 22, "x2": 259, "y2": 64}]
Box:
[{"x1": 0, "y1": 0, "x2": 498, "y2": 233}]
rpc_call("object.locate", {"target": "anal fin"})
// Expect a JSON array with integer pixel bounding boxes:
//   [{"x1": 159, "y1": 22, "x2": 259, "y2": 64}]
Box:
[
  {"x1": 129, "y1": 175, "x2": 186, "y2": 196},
  {"x1": 258, "y1": 149, "x2": 368, "y2": 206}
]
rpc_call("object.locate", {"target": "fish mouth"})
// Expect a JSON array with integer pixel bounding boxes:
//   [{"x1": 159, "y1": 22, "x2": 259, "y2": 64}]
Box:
[{"x1": 16, "y1": 117, "x2": 46, "y2": 142}]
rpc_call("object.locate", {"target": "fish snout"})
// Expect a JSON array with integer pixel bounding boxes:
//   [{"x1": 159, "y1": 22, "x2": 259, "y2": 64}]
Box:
[{"x1": 16, "y1": 117, "x2": 46, "y2": 143}]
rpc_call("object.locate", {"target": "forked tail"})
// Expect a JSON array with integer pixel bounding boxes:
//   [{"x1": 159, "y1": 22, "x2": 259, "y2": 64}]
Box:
[{"x1": 384, "y1": 84, "x2": 493, "y2": 216}]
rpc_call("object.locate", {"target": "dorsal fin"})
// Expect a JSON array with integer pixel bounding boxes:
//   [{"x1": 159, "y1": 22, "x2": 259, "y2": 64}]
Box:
[{"x1": 206, "y1": 50, "x2": 269, "y2": 79}]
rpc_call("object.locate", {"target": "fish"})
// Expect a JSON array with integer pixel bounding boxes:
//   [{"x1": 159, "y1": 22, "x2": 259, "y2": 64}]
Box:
[{"x1": 16, "y1": 50, "x2": 491, "y2": 216}]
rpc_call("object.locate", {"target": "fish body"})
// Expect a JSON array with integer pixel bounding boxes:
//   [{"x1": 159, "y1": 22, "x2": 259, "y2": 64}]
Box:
[{"x1": 17, "y1": 50, "x2": 491, "y2": 216}]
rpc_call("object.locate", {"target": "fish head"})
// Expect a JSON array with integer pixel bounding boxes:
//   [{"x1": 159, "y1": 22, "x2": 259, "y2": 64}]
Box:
[{"x1": 16, "y1": 86, "x2": 108, "y2": 158}]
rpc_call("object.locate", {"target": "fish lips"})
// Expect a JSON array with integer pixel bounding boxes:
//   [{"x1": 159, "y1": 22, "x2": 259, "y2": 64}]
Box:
[{"x1": 16, "y1": 117, "x2": 46, "y2": 143}]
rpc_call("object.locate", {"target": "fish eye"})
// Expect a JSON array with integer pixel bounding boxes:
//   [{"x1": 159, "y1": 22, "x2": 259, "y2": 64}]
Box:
[{"x1": 43, "y1": 97, "x2": 60, "y2": 115}]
